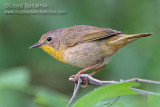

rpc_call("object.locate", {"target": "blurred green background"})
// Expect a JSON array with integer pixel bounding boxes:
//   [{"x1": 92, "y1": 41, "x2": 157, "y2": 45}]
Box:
[{"x1": 0, "y1": 0, "x2": 160, "y2": 107}]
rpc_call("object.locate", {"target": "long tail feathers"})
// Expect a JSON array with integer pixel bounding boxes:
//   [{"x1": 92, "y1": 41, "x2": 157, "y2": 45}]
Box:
[
  {"x1": 108, "y1": 33, "x2": 152, "y2": 48},
  {"x1": 127, "y1": 33, "x2": 152, "y2": 38}
]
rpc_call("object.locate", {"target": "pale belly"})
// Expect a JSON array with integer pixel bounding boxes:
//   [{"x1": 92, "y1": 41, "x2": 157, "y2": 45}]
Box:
[{"x1": 63, "y1": 42, "x2": 112, "y2": 68}]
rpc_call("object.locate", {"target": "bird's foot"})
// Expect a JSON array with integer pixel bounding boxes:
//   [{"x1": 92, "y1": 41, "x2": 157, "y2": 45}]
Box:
[{"x1": 69, "y1": 74, "x2": 89, "y2": 88}]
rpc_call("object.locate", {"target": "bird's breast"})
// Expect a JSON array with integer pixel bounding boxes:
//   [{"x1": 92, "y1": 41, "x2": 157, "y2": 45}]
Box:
[
  {"x1": 40, "y1": 45, "x2": 66, "y2": 63},
  {"x1": 63, "y1": 42, "x2": 106, "y2": 68}
]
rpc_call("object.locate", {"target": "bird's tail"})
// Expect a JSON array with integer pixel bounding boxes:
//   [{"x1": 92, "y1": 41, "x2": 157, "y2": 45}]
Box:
[
  {"x1": 121, "y1": 33, "x2": 152, "y2": 40},
  {"x1": 107, "y1": 33, "x2": 152, "y2": 51}
]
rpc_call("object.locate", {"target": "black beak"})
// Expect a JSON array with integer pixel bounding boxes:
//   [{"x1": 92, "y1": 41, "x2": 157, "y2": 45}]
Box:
[{"x1": 29, "y1": 43, "x2": 41, "y2": 49}]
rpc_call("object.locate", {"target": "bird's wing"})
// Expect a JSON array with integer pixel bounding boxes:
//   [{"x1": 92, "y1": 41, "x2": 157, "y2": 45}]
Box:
[{"x1": 62, "y1": 25, "x2": 122, "y2": 47}]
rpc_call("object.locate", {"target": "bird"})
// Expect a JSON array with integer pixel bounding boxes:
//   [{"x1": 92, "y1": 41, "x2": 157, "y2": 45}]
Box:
[{"x1": 30, "y1": 25, "x2": 152, "y2": 83}]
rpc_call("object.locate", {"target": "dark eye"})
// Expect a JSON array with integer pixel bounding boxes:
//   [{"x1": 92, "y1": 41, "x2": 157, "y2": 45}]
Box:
[{"x1": 47, "y1": 37, "x2": 52, "y2": 42}]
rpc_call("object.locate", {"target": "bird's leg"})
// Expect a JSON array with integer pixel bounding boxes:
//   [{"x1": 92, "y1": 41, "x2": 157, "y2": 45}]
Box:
[
  {"x1": 80, "y1": 65, "x2": 106, "y2": 88},
  {"x1": 71, "y1": 61, "x2": 105, "y2": 88},
  {"x1": 72, "y1": 61, "x2": 103, "y2": 82},
  {"x1": 90, "y1": 65, "x2": 106, "y2": 76}
]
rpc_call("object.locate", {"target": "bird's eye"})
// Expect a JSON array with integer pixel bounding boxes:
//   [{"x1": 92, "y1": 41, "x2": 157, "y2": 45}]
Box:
[{"x1": 47, "y1": 37, "x2": 52, "y2": 42}]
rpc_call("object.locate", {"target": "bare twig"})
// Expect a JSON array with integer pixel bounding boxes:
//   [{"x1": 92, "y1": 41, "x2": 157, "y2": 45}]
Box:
[
  {"x1": 131, "y1": 88, "x2": 159, "y2": 97},
  {"x1": 69, "y1": 74, "x2": 160, "y2": 85},
  {"x1": 125, "y1": 78, "x2": 160, "y2": 85},
  {"x1": 68, "y1": 74, "x2": 160, "y2": 106},
  {"x1": 67, "y1": 77, "x2": 82, "y2": 107}
]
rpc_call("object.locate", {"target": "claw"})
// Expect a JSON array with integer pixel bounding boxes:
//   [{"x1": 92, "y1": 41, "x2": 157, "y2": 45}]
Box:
[
  {"x1": 81, "y1": 77, "x2": 89, "y2": 88},
  {"x1": 69, "y1": 75, "x2": 76, "y2": 82},
  {"x1": 70, "y1": 74, "x2": 89, "y2": 87},
  {"x1": 69, "y1": 75, "x2": 79, "y2": 83}
]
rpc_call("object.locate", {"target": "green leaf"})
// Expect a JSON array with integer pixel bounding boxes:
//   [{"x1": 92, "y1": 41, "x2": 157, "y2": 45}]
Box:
[
  {"x1": 73, "y1": 82, "x2": 139, "y2": 107},
  {"x1": 0, "y1": 67, "x2": 30, "y2": 89},
  {"x1": 35, "y1": 87, "x2": 68, "y2": 107},
  {"x1": 148, "y1": 94, "x2": 160, "y2": 107}
]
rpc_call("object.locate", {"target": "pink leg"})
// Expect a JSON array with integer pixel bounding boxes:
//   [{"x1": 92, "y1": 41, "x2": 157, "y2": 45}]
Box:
[
  {"x1": 90, "y1": 65, "x2": 106, "y2": 76},
  {"x1": 74, "y1": 61, "x2": 103, "y2": 80},
  {"x1": 77, "y1": 65, "x2": 106, "y2": 88}
]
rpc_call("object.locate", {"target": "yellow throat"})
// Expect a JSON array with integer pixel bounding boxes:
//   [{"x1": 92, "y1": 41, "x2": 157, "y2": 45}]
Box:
[{"x1": 40, "y1": 45, "x2": 66, "y2": 63}]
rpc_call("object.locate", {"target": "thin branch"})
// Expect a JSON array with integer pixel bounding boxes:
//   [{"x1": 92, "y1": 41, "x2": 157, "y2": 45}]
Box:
[
  {"x1": 125, "y1": 78, "x2": 160, "y2": 85},
  {"x1": 67, "y1": 77, "x2": 82, "y2": 107},
  {"x1": 68, "y1": 74, "x2": 160, "y2": 106},
  {"x1": 131, "y1": 88, "x2": 160, "y2": 97},
  {"x1": 69, "y1": 74, "x2": 160, "y2": 85}
]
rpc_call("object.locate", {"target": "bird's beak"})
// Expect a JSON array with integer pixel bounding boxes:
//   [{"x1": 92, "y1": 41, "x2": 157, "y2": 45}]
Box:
[{"x1": 29, "y1": 43, "x2": 42, "y2": 49}]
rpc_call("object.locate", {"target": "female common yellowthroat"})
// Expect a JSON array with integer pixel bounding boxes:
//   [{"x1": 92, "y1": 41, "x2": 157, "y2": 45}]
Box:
[{"x1": 30, "y1": 25, "x2": 152, "y2": 80}]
